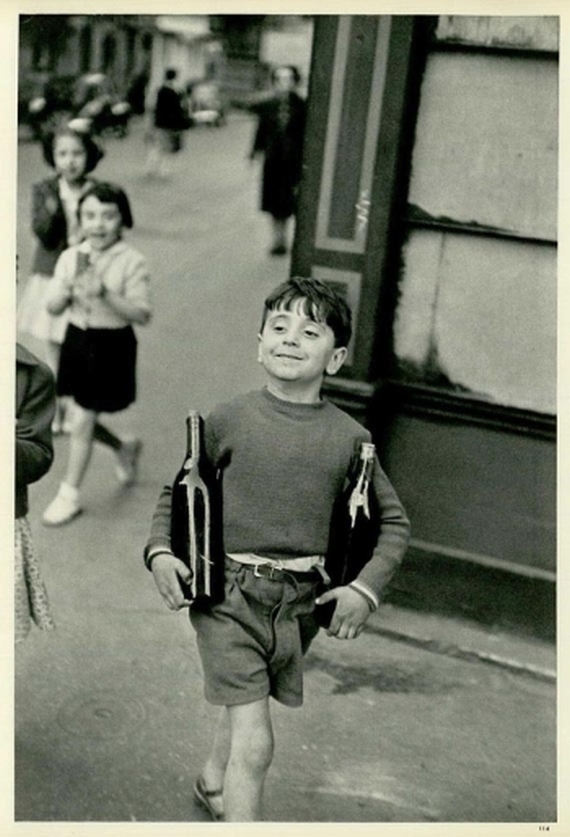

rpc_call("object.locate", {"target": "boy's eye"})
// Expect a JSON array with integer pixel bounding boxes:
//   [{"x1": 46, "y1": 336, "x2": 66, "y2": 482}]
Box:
[{"x1": 303, "y1": 328, "x2": 320, "y2": 338}]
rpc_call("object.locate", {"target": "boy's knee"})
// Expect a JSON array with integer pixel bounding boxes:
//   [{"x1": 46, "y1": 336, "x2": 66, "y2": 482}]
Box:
[{"x1": 229, "y1": 702, "x2": 274, "y2": 775}]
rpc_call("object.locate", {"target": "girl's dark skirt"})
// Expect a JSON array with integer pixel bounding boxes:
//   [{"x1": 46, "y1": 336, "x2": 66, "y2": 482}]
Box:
[{"x1": 58, "y1": 323, "x2": 137, "y2": 413}]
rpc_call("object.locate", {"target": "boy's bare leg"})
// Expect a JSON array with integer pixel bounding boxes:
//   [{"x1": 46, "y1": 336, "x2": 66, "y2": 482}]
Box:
[
  {"x1": 224, "y1": 697, "x2": 274, "y2": 821},
  {"x1": 200, "y1": 707, "x2": 230, "y2": 817}
]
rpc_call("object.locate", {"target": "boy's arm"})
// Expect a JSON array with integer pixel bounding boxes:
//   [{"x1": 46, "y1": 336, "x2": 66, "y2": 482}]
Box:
[
  {"x1": 144, "y1": 483, "x2": 193, "y2": 610},
  {"x1": 353, "y1": 455, "x2": 410, "y2": 598}
]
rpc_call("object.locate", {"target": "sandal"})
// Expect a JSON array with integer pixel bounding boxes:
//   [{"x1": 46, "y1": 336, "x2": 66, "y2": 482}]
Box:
[{"x1": 193, "y1": 775, "x2": 224, "y2": 821}]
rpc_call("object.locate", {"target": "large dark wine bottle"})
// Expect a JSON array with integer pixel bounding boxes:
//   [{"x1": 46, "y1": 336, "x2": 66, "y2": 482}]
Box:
[
  {"x1": 316, "y1": 442, "x2": 380, "y2": 628},
  {"x1": 170, "y1": 411, "x2": 224, "y2": 605}
]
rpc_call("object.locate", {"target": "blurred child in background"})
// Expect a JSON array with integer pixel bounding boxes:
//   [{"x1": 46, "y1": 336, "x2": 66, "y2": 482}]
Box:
[{"x1": 17, "y1": 123, "x2": 104, "y2": 433}]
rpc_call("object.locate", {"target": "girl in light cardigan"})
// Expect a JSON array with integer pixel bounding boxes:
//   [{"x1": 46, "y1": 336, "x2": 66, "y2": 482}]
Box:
[{"x1": 42, "y1": 182, "x2": 152, "y2": 527}]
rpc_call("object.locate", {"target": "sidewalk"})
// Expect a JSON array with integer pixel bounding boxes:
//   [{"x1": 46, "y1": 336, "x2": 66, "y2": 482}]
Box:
[{"x1": 366, "y1": 603, "x2": 556, "y2": 683}]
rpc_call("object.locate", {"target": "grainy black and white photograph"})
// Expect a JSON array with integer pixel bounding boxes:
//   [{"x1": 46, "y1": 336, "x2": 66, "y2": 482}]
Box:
[{"x1": 11, "y1": 7, "x2": 559, "y2": 828}]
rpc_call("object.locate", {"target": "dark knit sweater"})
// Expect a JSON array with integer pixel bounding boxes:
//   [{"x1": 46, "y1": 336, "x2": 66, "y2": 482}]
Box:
[{"x1": 144, "y1": 388, "x2": 410, "y2": 598}]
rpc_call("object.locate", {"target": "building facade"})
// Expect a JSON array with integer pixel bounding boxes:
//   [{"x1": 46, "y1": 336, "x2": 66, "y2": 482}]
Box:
[
  {"x1": 18, "y1": 15, "x2": 154, "y2": 96},
  {"x1": 293, "y1": 15, "x2": 557, "y2": 629}
]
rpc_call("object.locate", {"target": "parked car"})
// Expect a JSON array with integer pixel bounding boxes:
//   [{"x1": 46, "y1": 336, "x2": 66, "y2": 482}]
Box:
[
  {"x1": 19, "y1": 72, "x2": 131, "y2": 141},
  {"x1": 187, "y1": 81, "x2": 226, "y2": 128},
  {"x1": 73, "y1": 73, "x2": 132, "y2": 138},
  {"x1": 19, "y1": 73, "x2": 76, "y2": 141}
]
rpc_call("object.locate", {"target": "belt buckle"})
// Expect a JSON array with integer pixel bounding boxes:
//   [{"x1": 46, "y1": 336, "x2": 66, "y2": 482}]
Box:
[{"x1": 254, "y1": 562, "x2": 276, "y2": 579}]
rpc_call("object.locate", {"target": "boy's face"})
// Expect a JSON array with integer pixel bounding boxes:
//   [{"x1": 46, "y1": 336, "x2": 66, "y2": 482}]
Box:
[
  {"x1": 80, "y1": 195, "x2": 122, "y2": 252},
  {"x1": 258, "y1": 300, "x2": 347, "y2": 394}
]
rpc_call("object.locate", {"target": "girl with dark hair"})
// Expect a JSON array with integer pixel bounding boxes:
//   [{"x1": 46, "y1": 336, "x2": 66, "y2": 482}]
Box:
[
  {"x1": 42, "y1": 182, "x2": 152, "y2": 527},
  {"x1": 17, "y1": 123, "x2": 104, "y2": 433}
]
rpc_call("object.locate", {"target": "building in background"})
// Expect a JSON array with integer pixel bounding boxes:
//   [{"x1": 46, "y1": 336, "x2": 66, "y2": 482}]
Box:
[
  {"x1": 293, "y1": 15, "x2": 557, "y2": 635},
  {"x1": 18, "y1": 15, "x2": 154, "y2": 97},
  {"x1": 18, "y1": 14, "x2": 314, "y2": 112},
  {"x1": 209, "y1": 15, "x2": 313, "y2": 104}
]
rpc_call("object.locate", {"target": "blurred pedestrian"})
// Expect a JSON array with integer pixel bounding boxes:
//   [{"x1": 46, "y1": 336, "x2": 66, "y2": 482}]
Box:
[
  {"x1": 42, "y1": 182, "x2": 152, "y2": 527},
  {"x1": 144, "y1": 276, "x2": 410, "y2": 821},
  {"x1": 17, "y1": 123, "x2": 104, "y2": 434},
  {"x1": 127, "y1": 71, "x2": 149, "y2": 116},
  {"x1": 250, "y1": 65, "x2": 306, "y2": 256},
  {"x1": 16, "y1": 343, "x2": 56, "y2": 643},
  {"x1": 145, "y1": 68, "x2": 187, "y2": 178}
]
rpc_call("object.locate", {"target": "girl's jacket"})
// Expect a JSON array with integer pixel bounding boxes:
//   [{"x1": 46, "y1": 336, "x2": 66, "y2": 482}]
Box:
[{"x1": 31, "y1": 177, "x2": 69, "y2": 275}]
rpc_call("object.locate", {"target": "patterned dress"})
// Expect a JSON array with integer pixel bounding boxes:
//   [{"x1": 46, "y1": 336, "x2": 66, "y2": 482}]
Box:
[{"x1": 15, "y1": 517, "x2": 55, "y2": 644}]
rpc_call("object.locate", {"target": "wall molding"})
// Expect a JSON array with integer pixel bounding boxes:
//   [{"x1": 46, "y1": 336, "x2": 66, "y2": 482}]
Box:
[{"x1": 324, "y1": 377, "x2": 556, "y2": 441}]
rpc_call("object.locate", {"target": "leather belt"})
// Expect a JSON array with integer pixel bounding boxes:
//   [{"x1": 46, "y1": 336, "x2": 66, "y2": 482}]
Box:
[{"x1": 226, "y1": 556, "x2": 321, "y2": 584}]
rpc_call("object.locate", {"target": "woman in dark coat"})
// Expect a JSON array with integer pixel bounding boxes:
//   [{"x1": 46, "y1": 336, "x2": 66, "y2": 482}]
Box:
[{"x1": 250, "y1": 66, "x2": 306, "y2": 255}]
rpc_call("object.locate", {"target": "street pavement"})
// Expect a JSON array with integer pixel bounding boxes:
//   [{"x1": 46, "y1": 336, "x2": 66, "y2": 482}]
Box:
[{"x1": 14, "y1": 115, "x2": 557, "y2": 824}]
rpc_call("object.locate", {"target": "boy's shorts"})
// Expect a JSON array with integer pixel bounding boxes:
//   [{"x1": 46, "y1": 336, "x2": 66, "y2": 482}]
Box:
[{"x1": 189, "y1": 557, "x2": 322, "y2": 707}]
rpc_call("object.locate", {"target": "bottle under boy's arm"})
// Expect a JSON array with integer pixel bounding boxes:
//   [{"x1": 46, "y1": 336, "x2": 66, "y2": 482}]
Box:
[
  {"x1": 176, "y1": 411, "x2": 213, "y2": 600},
  {"x1": 156, "y1": 411, "x2": 223, "y2": 604}
]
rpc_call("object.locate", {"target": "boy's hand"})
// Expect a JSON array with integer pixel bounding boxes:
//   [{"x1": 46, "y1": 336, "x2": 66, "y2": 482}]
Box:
[
  {"x1": 151, "y1": 553, "x2": 193, "y2": 610},
  {"x1": 315, "y1": 586, "x2": 371, "y2": 639}
]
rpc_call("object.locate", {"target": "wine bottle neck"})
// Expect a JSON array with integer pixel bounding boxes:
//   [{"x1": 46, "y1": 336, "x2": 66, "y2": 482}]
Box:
[{"x1": 185, "y1": 412, "x2": 202, "y2": 468}]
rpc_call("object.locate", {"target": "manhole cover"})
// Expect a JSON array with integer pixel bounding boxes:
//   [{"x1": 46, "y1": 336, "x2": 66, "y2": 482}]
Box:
[{"x1": 57, "y1": 690, "x2": 146, "y2": 740}]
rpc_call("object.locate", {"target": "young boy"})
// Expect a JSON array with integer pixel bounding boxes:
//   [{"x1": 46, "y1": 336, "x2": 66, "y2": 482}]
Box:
[{"x1": 144, "y1": 276, "x2": 410, "y2": 822}]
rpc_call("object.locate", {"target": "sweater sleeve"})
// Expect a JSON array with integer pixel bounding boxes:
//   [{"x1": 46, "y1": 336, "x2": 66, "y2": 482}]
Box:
[
  {"x1": 32, "y1": 181, "x2": 67, "y2": 251},
  {"x1": 143, "y1": 483, "x2": 174, "y2": 569},
  {"x1": 120, "y1": 252, "x2": 152, "y2": 319},
  {"x1": 352, "y1": 455, "x2": 410, "y2": 600}
]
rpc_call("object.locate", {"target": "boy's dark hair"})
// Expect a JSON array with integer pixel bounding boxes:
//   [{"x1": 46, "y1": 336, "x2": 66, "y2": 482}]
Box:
[
  {"x1": 261, "y1": 276, "x2": 352, "y2": 348},
  {"x1": 78, "y1": 181, "x2": 134, "y2": 229},
  {"x1": 42, "y1": 124, "x2": 104, "y2": 174}
]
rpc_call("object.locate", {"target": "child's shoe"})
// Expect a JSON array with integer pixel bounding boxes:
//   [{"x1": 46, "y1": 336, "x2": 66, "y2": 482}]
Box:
[
  {"x1": 115, "y1": 438, "x2": 142, "y2": 486},
  {"x1": 42, "y1": 483, "x2": 82, "y2": 526},
  {"x1": 193, "y1": 775, "x2": 224, "y2": 821}
]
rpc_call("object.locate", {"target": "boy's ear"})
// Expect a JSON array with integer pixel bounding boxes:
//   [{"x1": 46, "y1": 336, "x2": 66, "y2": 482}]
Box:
[
  {"x1": 326, "y1": 346, "x2": 347, "y2": 376},
  {"x1": 257, "y1": 333, "x2": 263, "y2": 363}
]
